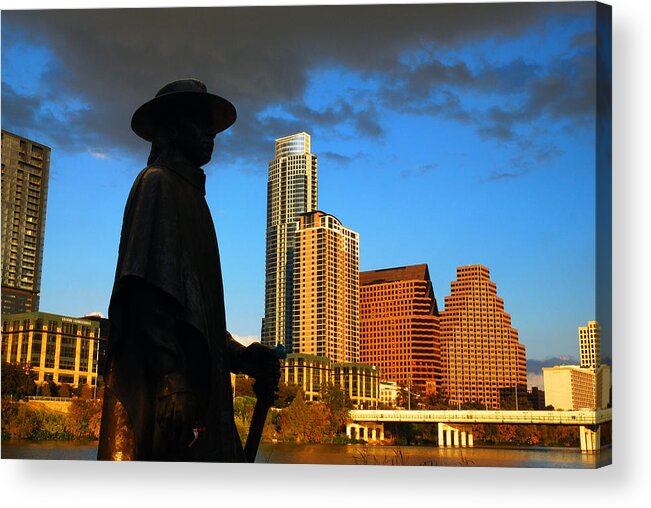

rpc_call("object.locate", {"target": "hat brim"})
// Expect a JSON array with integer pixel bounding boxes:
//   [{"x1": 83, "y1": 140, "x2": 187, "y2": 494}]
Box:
[{"x1": 131, "y1": 91, "x2": 237, "y2": 142}]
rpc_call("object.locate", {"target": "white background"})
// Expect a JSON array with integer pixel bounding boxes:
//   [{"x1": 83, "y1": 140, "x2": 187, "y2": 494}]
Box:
[{"x1": 1, "y1": 1, "x2": 648, "y2": 506}]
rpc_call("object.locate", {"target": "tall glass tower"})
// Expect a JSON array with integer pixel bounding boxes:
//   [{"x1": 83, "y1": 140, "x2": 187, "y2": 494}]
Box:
[
  {"x1": 262, "y1": 132, "x2": 317, "y2": 351},
  {"x1": 1, "y1": 130, "x2": 51, "y2": 316}
]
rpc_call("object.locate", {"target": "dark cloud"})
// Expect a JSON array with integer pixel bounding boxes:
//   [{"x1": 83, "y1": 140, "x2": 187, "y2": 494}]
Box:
[
  {"x1": 1, "y1": 3, "x2": 593, "y2": 168},
  {"x1": 400, "y1": 162, "x2": 439, "y2": 178},
  {"x1": 482, "y1": 170, "x2": 529, "y2": 183},
  {"x1": 320, "y1": 151, "x2": 367, "y2": 166}
]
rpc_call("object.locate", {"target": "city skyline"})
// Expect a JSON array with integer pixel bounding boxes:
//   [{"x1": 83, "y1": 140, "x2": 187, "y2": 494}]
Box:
[{"x1": 0, "y1": 4, "x2": 611, "y2": 364}]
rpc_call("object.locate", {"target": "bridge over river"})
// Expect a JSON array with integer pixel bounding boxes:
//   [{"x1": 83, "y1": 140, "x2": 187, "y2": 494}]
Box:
[{"x1": 347, "y1": 408, "x2": 612, "y2": 452}]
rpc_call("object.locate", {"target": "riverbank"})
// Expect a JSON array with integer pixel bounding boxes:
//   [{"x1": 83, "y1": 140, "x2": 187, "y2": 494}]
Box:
[{"x1": 1, "y1": 398, "x2": 101, "y2": 441}]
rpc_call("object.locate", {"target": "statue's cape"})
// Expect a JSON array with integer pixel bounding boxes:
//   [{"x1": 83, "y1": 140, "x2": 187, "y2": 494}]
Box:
[{"x1": 98, "y1": 163, "x2": 244, "y2": 462}]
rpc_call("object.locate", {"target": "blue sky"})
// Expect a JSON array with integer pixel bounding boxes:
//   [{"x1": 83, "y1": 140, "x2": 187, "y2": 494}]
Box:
[{"x1": 1, "y1": 3, "x2": 611, "y2": 363}]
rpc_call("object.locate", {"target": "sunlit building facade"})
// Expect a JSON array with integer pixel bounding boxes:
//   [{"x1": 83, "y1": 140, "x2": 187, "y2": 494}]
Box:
[
  {"x1": 332, "y1": 362, "x2": 379, "y2": 409},
  {"x1": 281, "y1": 353, "x2": 379, "y2": 408},
  {"x1": 379, "y1": 380, "x2": 400, "y2": 408},
  {"x1": 1, "y1": 131, "x2": 51, "y2": 316},
  {"x1": 440, "y1": 265, "x2": 527, "y2": 409},
  {"x1": 293, "y1": 210, "x2": 359, "y2": 364},
  {"x1": 281, "y1": 353, "x2": 331, "y2": 402},
  {"x1": 1, "y1": 312, "x2": 102, "y2": 388},
  {"x1": 359, "y1": 264, "x2": 441, "y2": 393},
  {"x1": 543, "y1": 365, "x2": 597, "y2": 410},
  {"x1": 262, "y1": 133, "x2": 317, "y2": 352}
]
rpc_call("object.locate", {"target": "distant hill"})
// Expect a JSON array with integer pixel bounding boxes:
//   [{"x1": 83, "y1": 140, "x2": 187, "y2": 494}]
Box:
[{"x1": 527, "y1": 356, "x2": 612, "y2": 374}]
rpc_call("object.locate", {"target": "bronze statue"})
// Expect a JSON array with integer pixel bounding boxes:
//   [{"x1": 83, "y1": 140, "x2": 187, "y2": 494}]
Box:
[{"x1": 97, "y1": 79, "x2": 280, "y2": 462}]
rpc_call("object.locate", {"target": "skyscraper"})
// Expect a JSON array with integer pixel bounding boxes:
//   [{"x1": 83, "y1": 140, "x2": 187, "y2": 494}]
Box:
[
  {"x1": 293, "y1": 210, "x2": 359, "y2": 363},
  {"x1": 440, "y1": 265, "x2": 526, "y2": 409},
  {"x1": 579, "y1": 320, "x2": 601, "y2": 370},
  {"x1": 1, "y1": 131, "x2": 51, "y2": 316},
  {"x1": 262, "y1": 133, "x2": 317, "y2": 351},
  {"x1": 359, "y1": 264, "x2": 441, "y2": 393}
]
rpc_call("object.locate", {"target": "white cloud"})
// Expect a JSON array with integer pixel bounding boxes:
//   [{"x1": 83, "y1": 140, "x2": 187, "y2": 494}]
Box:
[
  {"x1": 527, "y1": 373, "x2": 544, "y2": 390},
  {"x1": 89, "y1": 150, "x2": 109, "y2": 159},
  {"x1": 230, "y1": 334, "x2": 260, "y2": 347},
  {"x1": 83, "y1": 311, "x2": 104, "y2": 318}
]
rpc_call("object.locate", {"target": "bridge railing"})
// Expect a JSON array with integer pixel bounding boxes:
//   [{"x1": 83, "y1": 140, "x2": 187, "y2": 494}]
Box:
[{"x1": 349, "y1": 409, "x2": 612, "y2": 426}]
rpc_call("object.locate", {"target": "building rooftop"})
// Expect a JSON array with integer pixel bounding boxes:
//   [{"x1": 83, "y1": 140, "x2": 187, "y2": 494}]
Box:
[{"x1": 360, "y1": 263, "x2": 430, "y2": 286}]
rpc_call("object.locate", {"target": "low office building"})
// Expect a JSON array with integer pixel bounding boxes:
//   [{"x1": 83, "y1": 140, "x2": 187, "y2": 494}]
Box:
[
  {"x1": 332, "y1": 362, "x2": 379, "y2": 409},
  {"x1": 281, "y1": 353, "x2": 379, "y2": 407},
  {"x1": 595, "y1": 364, "x2": 611, "y2": 409},
  {"x1": 379, "y1": 380, "x2": 399, "y2": 408},
  {"x1": 2, "y1": 311, "x2": 102, "y2": 388},
  {"x1": 542, "y1": 364, "x2": 610, "y2": 410},
  {"x1": 529, "y1": 386, "x2": 547, "y2": 410},
  {"x1": 281, "y1": 353, "x2": 332, "y2": 402}
]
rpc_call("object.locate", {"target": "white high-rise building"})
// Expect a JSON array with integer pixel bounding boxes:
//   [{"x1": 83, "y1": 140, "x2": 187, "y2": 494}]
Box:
[
  {"x1": 579, "y1": 320, "x2": 601, "y2": 370},
  {"x1": 261, "y1": 133, "x2": 317, "y2": 351}
]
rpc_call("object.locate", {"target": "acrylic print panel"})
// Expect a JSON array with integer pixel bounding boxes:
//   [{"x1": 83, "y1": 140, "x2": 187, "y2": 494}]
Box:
[{"x1": 0, "y1": 2, "x2": 611, "y2": 468}]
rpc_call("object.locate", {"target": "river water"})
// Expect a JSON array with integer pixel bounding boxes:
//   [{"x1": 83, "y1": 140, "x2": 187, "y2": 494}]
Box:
[{"x1": 1, "y1": 441, "x2": 610, "y2": 468}]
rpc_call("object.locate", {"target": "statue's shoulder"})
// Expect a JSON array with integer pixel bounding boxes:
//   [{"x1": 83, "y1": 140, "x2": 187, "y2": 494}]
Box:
[
  {"x1": 138, "y1": 164, "x2": 174, "y2": 183},
  {"x1": 132, "y1": 164, "x2": 178, "y2": 193}
]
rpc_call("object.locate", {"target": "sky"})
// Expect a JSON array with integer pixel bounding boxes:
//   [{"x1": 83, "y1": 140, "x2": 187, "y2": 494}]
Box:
[{"x1": 1, "y1": 2, "x2": 612, "y2": 367}]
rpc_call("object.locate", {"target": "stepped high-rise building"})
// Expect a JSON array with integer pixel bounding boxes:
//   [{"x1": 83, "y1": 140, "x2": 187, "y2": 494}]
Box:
[
  {"x1": 440, "y1": 265, "x2": 526, "y2": 409},
  {"x1": 359, "y1": 264, "x2": 441, "y2": 393},
  {"x1": 579, "y1": 320, "x2": 601, "y2": 370},
  {"x1": 262, "y1": 133, "x2": 317, "y2": 351},
  {"x1": 1, "y1": 131, "x2": 51, "y2": 316},
  {"x1": 293, "y1": 211, "x2": 359, "y2": 363}
]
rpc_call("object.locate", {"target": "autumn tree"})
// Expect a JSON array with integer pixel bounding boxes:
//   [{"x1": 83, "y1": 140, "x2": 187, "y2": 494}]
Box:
[
  {"x1": 321, "y1": 383, "x2": 351, "y2": 434},
  {"x1": 1, "y1": 362, "x2": 36, "y2": 400},
  {"x1": 66, "y1": 398, "x2": 103, "y2": 438},
  {"x1": 280, "y1": 390, "x2": 330, "y2": 443},
  {"x1": 58, "y1": 383, "x2": 72, "y2": 398},
  {"x1": 233, "y1": 374, "x2": 255, "y2": 398}
]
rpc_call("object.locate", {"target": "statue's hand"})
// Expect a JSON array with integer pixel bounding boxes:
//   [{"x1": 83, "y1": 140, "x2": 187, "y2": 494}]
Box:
[{"x1": 239, "y1": 343, "x2": 281, "y2": 406}]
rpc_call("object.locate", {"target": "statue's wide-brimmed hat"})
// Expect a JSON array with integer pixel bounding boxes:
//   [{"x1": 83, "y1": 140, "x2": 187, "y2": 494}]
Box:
[{"x1": 131, "y1": 79, "x2": 237, "y2": 142}]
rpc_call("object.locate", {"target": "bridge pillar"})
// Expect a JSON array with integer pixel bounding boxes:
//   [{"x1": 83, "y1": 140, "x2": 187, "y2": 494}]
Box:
[
  {"x1": 369, "y1": 423, "x2": 384, "y2": 442},
  {"x1": 438, "y1": 423, "x2": 474, "y2": 448},
  {"x1": 580, "y1": 425, "x2": 601, "y2": 453},
  {"x1": 346, "y1": 423, "x2": 361, "y2": 440}
]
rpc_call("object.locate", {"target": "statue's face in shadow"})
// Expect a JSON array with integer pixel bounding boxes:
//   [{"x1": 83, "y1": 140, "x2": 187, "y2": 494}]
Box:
[{"x1": 175, "y1": 111, "x2": 217, "y2": 167}]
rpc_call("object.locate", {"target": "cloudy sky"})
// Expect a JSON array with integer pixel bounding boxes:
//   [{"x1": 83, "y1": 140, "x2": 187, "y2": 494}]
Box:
[{"x1": 1, "y1": 2, "x2": 611, "y2": 364}]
